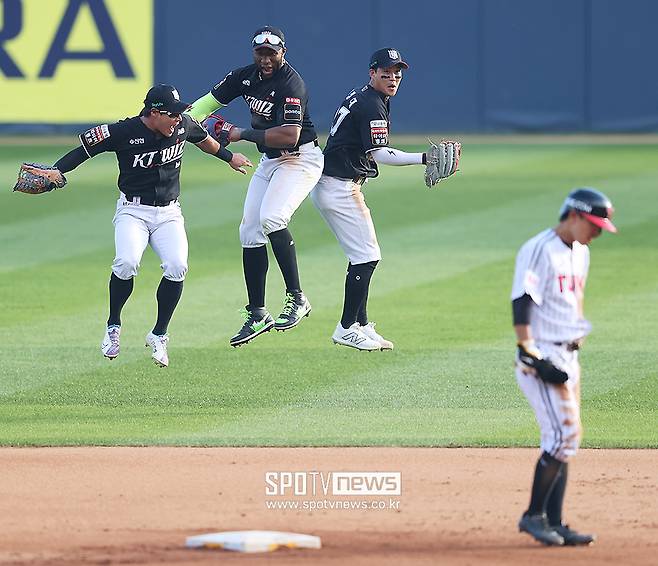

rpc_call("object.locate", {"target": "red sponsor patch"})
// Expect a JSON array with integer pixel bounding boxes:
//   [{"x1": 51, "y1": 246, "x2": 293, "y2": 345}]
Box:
[
  {"x1": 286, "y1": 97, "x2": 301, "y2": 104},
  {"x1": 83, "y1": 124, "x2": 110, "y2": 147},
  {"x1": 370, "y1": 126, "x2": 388, "y2": 146}
]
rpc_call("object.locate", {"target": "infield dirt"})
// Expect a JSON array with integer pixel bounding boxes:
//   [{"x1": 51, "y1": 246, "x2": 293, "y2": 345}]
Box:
[{"x1": 0, "y1": 448, "x2": 655, "y2": 565}]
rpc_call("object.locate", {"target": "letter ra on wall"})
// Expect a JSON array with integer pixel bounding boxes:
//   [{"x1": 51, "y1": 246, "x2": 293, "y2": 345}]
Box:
[{"x1": 0, "y1": 0, "x2": 153, "y2": 123}]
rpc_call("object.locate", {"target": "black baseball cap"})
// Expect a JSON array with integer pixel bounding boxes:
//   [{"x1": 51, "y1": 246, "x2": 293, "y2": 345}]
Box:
[
  {"x1": 369, "y1": 48, "x2": 409, "y2": 70},
  {"x1": 143, "y1": 84, "x2": 190, "y2": 114},
  {"x1": 252, "y1": 26, "x2": 285, "y2": 52}
]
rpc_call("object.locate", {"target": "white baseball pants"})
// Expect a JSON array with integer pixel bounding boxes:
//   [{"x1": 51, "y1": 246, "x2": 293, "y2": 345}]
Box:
[
  {"x1": 111, "y1": 195, "x2": 188, "y2": 282},
  {"x1": 310, "y1": 174, "x2": 382, "y2": 264},
  {"x1": 239, "y1": 142, "x2": 324, "y2": 247},
  {"x1": 516, "y1": 341, "x2": 582, "y2": 462}
]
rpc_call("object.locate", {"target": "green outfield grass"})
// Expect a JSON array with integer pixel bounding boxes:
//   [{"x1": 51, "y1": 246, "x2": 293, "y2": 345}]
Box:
[{"x1": 1, "y1": 138, "x2": 656, "y2": 447}]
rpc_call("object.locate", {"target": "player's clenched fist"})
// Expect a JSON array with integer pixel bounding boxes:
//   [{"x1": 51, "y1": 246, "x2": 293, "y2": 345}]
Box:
[{"x1": 202, "y1": 114, "x2": 236, "y2": 147}]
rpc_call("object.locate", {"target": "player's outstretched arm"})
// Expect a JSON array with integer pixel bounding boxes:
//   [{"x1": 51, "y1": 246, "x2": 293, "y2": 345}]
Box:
[
  {"x1": 196, "y1": 136, "x2": 253, "y2": 175},
  {"x1": 369, "y1": 147, "x2": 425, "y2": 166},
  {"x1": 232, "y1": 124, "x2": 301, "y2": 149},
  {"x1": 12, "y1": 143, "x2": 89, "y2": 194}
]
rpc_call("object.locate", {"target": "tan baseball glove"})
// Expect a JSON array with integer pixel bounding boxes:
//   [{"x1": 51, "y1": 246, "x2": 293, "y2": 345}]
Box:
[{"x1": 13, "y1": 163, "x2": 67, "y2": 194}]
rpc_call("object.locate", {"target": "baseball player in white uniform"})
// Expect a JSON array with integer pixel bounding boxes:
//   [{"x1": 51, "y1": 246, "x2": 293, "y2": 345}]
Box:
[
  {"x1": 36, "y1": 85, "x2": 251, "y2": 367},
  {"x1": 188, "y1": 26, "x2": 324, "y2": 347},
  {"x1": 512, "y1": 187, "x2": 617, "y2": 546}
]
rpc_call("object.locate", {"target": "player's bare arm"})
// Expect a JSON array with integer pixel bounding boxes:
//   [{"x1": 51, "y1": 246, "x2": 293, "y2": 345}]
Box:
[{"x1": 231, "y1": 124, "x2": 301, "y2": 149}]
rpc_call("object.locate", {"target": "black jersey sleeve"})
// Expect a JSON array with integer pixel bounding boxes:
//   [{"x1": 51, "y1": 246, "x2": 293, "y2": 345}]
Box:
[
  {"x1": 359, "y1": 98, "x2": 389, "y2": 151},
  {"x1": 275, "y1": 75, "x2": 306, "y2": 127},
  {"x1": 210, "y1": 69, "x2": 243, "y2": 105},
  {"x1": 79, "y1": 123, "x2": 118, "y2": 157},
  {"x1": 184, "y1": 114, "x2": 209, "y2": 144}
]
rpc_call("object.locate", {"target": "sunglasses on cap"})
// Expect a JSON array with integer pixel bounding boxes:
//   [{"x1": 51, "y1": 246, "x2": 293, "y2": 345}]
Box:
[{"x1": 252, "y1": 32, "x2": 284, "y2": 47}]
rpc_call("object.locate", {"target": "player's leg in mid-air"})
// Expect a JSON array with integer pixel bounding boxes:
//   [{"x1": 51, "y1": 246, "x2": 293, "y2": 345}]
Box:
[
  {"x1": 146, "y1": 201, "x2": 189, "y2": 367},
  {"x1": 231, "y1": 167, "x2": 276, "y2": 347},
  {"x1": 101, "y1": 199, "x2": 150, "y2": 360},
  {"x1": 260, "y1": 153, "x2": 322, "y2": 332},
  {"x1": 231, "y1": 147, "x2": 322, "y2": 347}
]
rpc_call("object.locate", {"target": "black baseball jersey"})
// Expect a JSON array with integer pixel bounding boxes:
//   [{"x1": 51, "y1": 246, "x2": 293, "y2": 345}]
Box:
[
  {"x1": 323, "y1": 84, "x2": 390, "y2": 179},
  {"x1": 79, "y1": 114, "x2": 207, "y2": 203},
  {"x1": 210, "y1": 61, "x2": 317, "y2": 158}
]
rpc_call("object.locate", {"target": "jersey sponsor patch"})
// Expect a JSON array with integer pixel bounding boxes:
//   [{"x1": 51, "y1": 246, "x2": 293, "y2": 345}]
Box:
[
  {"x1": 370, "y1": 120, "x2": 388, "y2": 146},
  {"x1": 286, "y1": 97, "x2": 300, "y2": 104},
  {"x1": 284, "y1": 102, "x2": 302, "y2": 121},
  {"x1": 83, "y1": 124, "x2": 110, "y2": 147}
]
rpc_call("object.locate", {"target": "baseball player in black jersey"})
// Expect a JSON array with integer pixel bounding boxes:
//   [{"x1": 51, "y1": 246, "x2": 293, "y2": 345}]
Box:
[
  {"x1": 19, "y1": 85, "x2": 252, "y2": 367},
  {"x1": 311, "y1": 49, "x2": 459, "y2": 350},
  {"x1": 188, "y1": 26, "x2": 324, "y2": 347}
]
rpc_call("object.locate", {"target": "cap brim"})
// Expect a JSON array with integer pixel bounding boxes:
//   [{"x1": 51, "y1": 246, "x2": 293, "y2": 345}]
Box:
[
  {"x1": 165, "y1": 101, "x2": 191, "y2": 113},
  {"x1": 372, "y1": 60, "x2": 409, "y2": 70},
  {"x1": 583, "y1": 213, "x2": 617, "y2": 233}
]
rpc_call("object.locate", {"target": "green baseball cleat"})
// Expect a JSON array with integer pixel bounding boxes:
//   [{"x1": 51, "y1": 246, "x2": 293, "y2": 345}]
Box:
[
  {"x1": 274, "y1": 292, "x2": 311, "y2": 331},
  {"x1": 230, "y1": 307, "x2": 275, "y2": 347}
]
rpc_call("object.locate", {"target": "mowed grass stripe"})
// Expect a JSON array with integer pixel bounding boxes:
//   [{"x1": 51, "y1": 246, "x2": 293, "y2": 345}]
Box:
[{"x1": 1, "y1": 141, "x2": 656, "y2": 446}]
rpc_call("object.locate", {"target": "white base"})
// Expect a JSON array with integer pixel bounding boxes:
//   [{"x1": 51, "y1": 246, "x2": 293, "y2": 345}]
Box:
[{"x1": 185, "y1": 530, "x2": 322, "y2": 553}]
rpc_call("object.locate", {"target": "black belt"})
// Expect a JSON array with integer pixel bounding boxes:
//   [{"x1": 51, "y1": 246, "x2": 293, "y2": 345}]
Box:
[
  {"x1": 265, "y1": 139, "x2": 319, "y2": 159},
  {"x1": 126, "y1": 196, "x2": 177, "y2": 207},
  {"x1": 553, "y1": 341, "x2": 582, "y2": 351}
]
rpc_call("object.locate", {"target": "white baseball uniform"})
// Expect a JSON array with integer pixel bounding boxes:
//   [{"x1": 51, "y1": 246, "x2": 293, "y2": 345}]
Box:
[
  {"x1": 240, "y1": 144, "x2": 324, "y2": 247},
  {"x1": 512, "y1": 228, "x2": 591, "y2": 461}
]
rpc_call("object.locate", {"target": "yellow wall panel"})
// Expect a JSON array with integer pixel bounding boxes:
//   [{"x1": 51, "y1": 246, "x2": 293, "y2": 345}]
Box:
[{"x1": 1, "y1": 0, "x2": 153, "y2": 123}]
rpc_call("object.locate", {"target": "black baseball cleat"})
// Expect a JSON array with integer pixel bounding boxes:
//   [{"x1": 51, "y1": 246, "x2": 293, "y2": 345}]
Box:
[
  {"x1": 552, "y1": 524, "x2": 596, "y2": 546},
  {"x1": 518, "y1": 513, "x2": 565, "y2": 546},
  {"x1": 230, "y1": 307, "x2": 275, "y2": 347},
  {"x1": 274, "y1": 292, "x2": 311, "y2": 331}
]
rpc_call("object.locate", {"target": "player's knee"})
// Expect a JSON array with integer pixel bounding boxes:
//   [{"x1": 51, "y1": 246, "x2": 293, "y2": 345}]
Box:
[
  {"x1": 260, "y1": 214, "x2": 287, "y2": 236},
  {"x1": 112, "y1": 257, "x2": 140, "y2": 279},
  {"x1": 162, "y1": 259, "x2": 187, "y2": 282},
  {"x1": 239, "y1": 222, "x2": 267, "y2": 247}
]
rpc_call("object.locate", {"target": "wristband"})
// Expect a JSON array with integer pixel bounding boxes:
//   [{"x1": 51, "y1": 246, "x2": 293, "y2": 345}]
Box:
[
  {"x1": 240, "y1": 129, "x2": 266, "y2": 145},
  {"x1": 214, "y1": 146, "x2": 233, "y2": 163}
]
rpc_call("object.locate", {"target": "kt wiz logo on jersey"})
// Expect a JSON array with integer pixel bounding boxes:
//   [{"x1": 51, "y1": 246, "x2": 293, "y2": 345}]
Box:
[
  {"x1": 244, "y1": 95, "x2": 274, "y2": 118},
  {"x1": 132, "y1": 141, "x2": 186, "y2": 168}
]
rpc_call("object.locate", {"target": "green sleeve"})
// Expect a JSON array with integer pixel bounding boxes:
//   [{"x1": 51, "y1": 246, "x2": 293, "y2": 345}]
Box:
[{"x1": 187, "y1": 92, "x2": 223, "y2": 121}]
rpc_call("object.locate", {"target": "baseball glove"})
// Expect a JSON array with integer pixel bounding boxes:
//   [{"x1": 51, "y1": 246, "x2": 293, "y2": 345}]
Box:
[
  {"x1": 202, "y1": 113, "x2": 235, "y2": 147},
  {"x1": 517, "y1": 341, "x2": 568, "y2": 384},
  {"x1": 425, "y1": 139, "x2": 461, "y2": 187},
  {"x1": 13, "y1": 163, "x2": 67, "y2": 194}
]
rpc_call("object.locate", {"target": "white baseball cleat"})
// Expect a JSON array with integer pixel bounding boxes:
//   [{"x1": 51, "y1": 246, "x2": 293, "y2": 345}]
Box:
[
  {"x1": 332, "y1": 322, "x2": 381, "y2": 351},
  {"x1": 360, "y1": 322, "x2": 394, "y2": 350},
  {"x1": 145, "y1": 332, "x2": 169, "y2": 367},
  {"x1": 101, "y1": 325, "x2": 121, "y2": 359}
]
